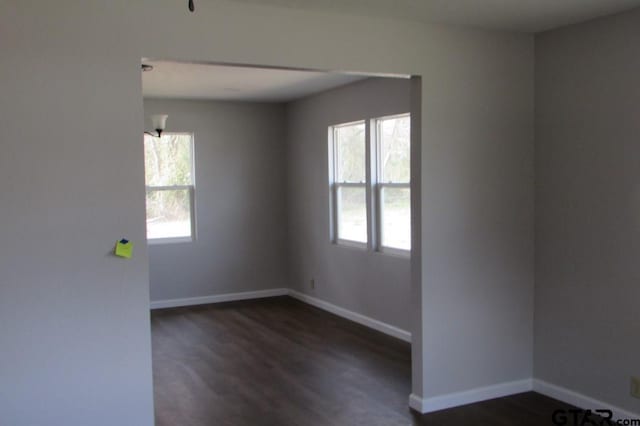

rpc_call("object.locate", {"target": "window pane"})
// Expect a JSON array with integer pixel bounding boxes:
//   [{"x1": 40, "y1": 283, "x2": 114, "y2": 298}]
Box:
[
  {"x1": 379, "y1": 116, "x2": 410, "y2": 183},
  {"x1": 335, "y1": 123, "x2": 365, "y2": 182},
  {"x1": 381, "y1": 187, "x2": 410, "y2": 250},
  {"x1": 337, "y1": 186, "x2": 367, "y2": 243},
  {"x1": 146, "y1": 189, "x2": 192, "y2": 239},
  {"x1": 144, "y1": 134, "x2": 193, "y2": 186}
]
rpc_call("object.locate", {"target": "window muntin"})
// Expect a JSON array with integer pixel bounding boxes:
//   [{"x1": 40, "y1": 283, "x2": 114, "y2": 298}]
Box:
[
  {"x1": 143, "y1": 133, "x2": 195, "y2": 242},
  {"x1": 330, "y1": 122, "x2": 367, "y2": 245},
  {"x1": 376, "y1": 114, "x2": 411, "y2": 252}
]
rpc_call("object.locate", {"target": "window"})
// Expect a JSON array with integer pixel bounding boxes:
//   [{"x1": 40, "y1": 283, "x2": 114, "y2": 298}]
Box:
[
  {"x1": 143, "y1": 133, "x2": 195, "y2": 242},
  {"x1": 329, "y1": 121, "x2": 367, "y2": 245},
  {"x1": 375, "y1": 114, "x2": 411, "y2": 252},
  {"x1": 329, "y1": 114, "x2": 410, "y2": 254}
]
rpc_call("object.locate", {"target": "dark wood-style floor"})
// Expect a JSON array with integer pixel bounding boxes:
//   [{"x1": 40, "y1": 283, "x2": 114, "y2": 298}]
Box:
[{"x1": 152, "y1": 296, "x2": 574, "y2": 425}]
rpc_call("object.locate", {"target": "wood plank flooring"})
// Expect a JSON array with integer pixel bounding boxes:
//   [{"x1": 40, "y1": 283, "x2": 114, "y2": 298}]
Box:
[{"x1": 151, "y1": 296, "x2": 575, "y2": 425}]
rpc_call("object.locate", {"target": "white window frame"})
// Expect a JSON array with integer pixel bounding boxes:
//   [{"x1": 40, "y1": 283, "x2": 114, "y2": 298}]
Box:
[
  {"x1": 328, "y1": 121, "x2": 369, "y2": 249},
  {"x1": 374, "y1": 113, "x2": 411, "y2": 256},
  {"x1": 328, "y1": 114, "x2": 410, "y2": 256},
  {"x1": 144, "y1": 132, "x2": 197, "y2": 245}
]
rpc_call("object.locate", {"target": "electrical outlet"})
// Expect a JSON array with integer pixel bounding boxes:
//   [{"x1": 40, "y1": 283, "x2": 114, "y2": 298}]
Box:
[
  {"x1": 310, "y1": 278, "x2": 315, "y2": 290},
  {"x1": 631, "y1": 377, "x2": 640, "y2": 399}
]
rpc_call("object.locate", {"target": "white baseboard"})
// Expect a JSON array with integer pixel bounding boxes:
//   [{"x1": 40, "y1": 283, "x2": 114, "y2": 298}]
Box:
[
  {"x1": 533, "y1": 379, "x2": 640, "y2": 420},
  {"x1": 409, "y1": 379, "x2": 533, "y2": 414},
  {"x1": 288, "y1": 290, "x2": 411, "y2": 342},
  {"x1": 150, "y1": 288, "x2": 290, "y2": 309},
  {"x1": 409, "y1": 394, "x2": 426, "y2": 412},
  {"x1": 151, "y1": 288, "x2": 411, "y2": 342}
]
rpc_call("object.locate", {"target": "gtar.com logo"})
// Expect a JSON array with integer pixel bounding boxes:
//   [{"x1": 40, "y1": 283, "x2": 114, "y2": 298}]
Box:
[{"x1": 552, "y1": 409, "x2": 640, "y2": 426}]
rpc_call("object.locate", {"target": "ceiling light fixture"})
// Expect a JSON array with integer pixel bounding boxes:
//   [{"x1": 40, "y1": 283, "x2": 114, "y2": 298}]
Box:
[{"x1": 145, "y1": 114, "x2": 168, "y2": 138}]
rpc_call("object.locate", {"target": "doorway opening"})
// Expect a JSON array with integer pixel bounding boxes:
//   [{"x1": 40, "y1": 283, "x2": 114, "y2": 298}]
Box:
[{"x1": 140, "y1": 58, "x2": 422, "y2": 424}]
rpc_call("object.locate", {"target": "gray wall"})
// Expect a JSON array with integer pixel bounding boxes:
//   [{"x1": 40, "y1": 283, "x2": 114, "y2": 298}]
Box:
[
  {"x1": 0, "y1": 3, "x2": 154, "y2": 425},
  {"x1": 0, "y1": 0, "x2": 534, "y2": 423},
  {"x1": 535, "y1": 9, "x2": 640, "y2": 413},
  {"x1": 144, "y1": 99, "x2": 287, "y2": 301},
  {"x1": 419, "y1": 29, "x2": 534, "y2": 397},
  {"x1": 286, "y1": 78, "x2": 412, "y2": 331}
]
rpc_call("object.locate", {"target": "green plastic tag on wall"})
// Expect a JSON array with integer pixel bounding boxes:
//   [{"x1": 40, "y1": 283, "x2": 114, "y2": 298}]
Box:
[{"x1": 115, "y1": 239, "x2": 133, "y2": 259}]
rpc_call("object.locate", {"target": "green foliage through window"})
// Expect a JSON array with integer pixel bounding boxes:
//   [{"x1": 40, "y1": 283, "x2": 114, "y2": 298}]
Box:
[
  {"x1": 143, "y1": 133, "x2": 195, "y2": 240},
  {"x1": 144, "y1": 134, "x2": 193, "y2": 186}
]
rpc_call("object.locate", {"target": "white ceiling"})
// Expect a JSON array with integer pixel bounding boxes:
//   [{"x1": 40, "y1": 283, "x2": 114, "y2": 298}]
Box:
[
  {"x1": 142, "y1": 61, "x2": 371, "y2": 102},
  {"x1": 225, "y1": 0, "x2": 640, "y2": 32}
]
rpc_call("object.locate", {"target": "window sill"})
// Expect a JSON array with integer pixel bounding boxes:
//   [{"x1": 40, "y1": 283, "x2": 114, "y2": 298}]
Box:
[
  {"x1": 333, "y1": 239, "x2": 368, "y2": 251},
  {"x1": 148, "y1": 236, "x2": 194, "y2": 245},
  {"x1": 377, "y1": 247, "x2": 411, "y2": 259}
]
